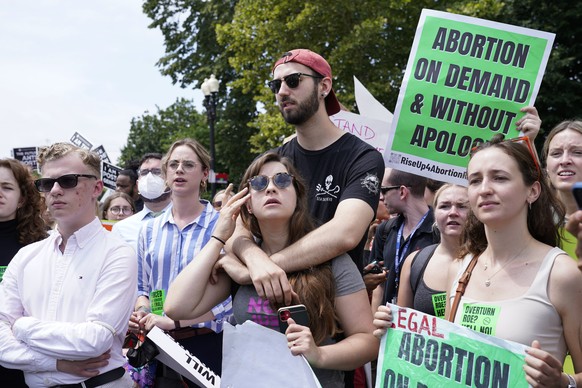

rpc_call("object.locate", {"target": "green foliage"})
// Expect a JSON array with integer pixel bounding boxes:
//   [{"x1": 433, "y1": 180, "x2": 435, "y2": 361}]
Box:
[
  {"x1": 119, "y1": 98, "x2": 207, "y2": 166},
  {"x1": 215, "y1": 0, "x2": 467, "y2": 153},
  {"x1": 141, "y1": 0, "x2": 582, "y2": 163}
]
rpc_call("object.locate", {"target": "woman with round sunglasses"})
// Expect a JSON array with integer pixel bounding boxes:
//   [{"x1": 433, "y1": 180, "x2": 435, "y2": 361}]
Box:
[
  {"x1": 101, "y1": 192, "x2": 135, "y2": 221},
  {"x1": 0, "y1": 158, "x2": 48, "y2": 387},
  {"x1": 165, "y1": 152, "x2": 378, "y2": 387}
]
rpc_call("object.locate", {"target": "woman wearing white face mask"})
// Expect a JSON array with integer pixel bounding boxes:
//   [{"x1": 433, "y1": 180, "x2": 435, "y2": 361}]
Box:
[{"x1": 111, "y1": 153, "x2": 172, "y2": 252}]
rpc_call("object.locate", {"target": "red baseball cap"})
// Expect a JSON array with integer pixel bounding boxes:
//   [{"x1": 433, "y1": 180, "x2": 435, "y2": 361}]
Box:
[{"x1": 272, "y1": 49, "x2": 341, "y2": 116}]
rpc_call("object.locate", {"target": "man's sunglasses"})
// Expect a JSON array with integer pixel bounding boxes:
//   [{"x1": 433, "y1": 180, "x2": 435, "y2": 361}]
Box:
[
  {"x1": 35, "y1": 174, "x2": 97, "y2": 193},
  {"x1": 248, "y1": 172, "x2": 294, "y2": 192},
  {"x1": 267, "y1": 73, "x2": 323, "y2": 94},
  {"x1": 380, "y1": 185, "x2": 408, "y2": 195}
]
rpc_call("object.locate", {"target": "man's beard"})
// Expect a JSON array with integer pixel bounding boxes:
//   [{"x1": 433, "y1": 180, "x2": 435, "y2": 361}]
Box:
[{"x1": 279, "y1": 86, "x2": 320, "y2": 125}]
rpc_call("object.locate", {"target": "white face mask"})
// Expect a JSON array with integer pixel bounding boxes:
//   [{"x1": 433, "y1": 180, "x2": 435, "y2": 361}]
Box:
[{"x1": 138, "y1": 173, "x2": 167, "y2": 200}]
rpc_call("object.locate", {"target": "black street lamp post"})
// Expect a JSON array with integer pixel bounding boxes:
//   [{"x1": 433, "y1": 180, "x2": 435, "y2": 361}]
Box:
[{"x1": 201, "y1": 74, "x2": 220, "y2": 199}]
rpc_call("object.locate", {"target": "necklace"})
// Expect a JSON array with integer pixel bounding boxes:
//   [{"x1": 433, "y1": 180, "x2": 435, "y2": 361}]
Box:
[{"x1": 484, "y1": 240, "x2": 531, "y2": 287}]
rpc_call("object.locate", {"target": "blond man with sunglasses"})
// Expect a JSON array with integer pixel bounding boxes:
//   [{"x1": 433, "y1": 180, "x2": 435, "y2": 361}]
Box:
[{"x1": 0, "y1": 142, "x2": 136, "y2": 387}]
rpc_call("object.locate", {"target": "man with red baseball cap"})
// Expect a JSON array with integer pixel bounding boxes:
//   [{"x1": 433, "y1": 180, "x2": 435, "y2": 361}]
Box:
[
  {"x1": 272, "y1": 49, "x2": 342, "y2": 116},
  {"x1": 228, "y1": 48, "x2": 385, "y2": 306}
]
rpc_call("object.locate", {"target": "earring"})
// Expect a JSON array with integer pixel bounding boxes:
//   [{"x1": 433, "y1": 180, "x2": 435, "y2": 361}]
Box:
[
  {"x1": 321, "y1": 93, "x2": 326, "y2": 97},
  {"x1": 528, "y1": 201, "x2": 532, "y2": 210}
]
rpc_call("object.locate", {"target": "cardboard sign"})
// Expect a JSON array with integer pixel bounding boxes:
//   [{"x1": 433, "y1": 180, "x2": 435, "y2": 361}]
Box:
[
  {"x1": 12, "y1": 147, "x2": 38, "y2": 171},
  {"x1": 384, "y1": 9, "x2": 555, "y2": 184},
  {"x1": 102, "y1": 161, "x2": 121, "y2": 190},
  {"x1": 70, "y1": 132, "x2": 93, "y2": 150},
  {"x1": 376, "y1": 304, "x2": 529, "y2": 387},
  {"x1": 93, "y1": 145, "x2": 111, "y2": 163},
  {"x1": 147, "y1": 326, "x2": 220, "y2": 388},
  {"x1": 331, "y1": 110, "x2": 391, "y2": 154}
]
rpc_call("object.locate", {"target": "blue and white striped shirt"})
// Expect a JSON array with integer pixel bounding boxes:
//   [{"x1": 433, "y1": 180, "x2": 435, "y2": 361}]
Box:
[{"x1": 137, "y1": 200, "x2": 232, "y2": 332}]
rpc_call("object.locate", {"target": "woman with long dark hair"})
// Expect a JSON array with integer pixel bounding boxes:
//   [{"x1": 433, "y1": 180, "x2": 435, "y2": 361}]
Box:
[{"x1": 165, "y1": 152, "x2": 378, "y2": 387}]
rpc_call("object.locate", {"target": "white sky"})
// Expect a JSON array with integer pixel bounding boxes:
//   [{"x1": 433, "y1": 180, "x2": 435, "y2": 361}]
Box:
[{"x1": 0, "y1": 0, "x2": 203, "y2": 165}]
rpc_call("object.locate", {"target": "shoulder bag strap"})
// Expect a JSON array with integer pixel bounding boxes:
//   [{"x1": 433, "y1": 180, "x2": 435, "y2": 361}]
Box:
[{"x1": 446, "y1": 254, "x2": 480, "y2": 322}]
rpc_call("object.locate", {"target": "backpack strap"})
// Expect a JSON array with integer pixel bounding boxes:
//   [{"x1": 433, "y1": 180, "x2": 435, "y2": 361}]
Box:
[
  {"x1": 410, "y1": 244, "x2": 438, "y2": 294},
  {"x1": 447, "y1": 254, "x2": 480, "y2": 322}
]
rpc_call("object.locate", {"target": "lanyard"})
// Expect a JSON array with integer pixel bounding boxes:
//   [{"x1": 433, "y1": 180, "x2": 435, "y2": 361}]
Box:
[{"x1": 394, "y1": 210, "x2": 429, "y2": 282}]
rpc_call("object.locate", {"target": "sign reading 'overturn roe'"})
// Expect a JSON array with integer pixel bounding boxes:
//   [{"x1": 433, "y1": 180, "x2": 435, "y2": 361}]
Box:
[
  {"x1": 376, "y1": 304, "x2": 529, "y2": 388},
  {"x1": 384, "y1": 9, "x2": 555, "y2": 185}
]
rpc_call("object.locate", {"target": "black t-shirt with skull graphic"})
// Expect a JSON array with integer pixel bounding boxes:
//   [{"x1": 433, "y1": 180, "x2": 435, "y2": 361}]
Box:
[{"x1": 278, "y1": 133, "x2": 384, "y2": 272}]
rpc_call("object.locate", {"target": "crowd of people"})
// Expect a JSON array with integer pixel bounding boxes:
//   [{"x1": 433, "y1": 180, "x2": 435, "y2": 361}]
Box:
[{"x1": 0, "y1": 48, "x2": 581, "y2": 388}]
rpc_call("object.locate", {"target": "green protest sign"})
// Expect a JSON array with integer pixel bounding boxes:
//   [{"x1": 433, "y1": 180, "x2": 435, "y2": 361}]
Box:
[
  {"x1": 384, "y1": 9, "x2": 555, "y2": 184},
  {"x1": 376, "y1": 304, "x2": 529, "y2": 387}
]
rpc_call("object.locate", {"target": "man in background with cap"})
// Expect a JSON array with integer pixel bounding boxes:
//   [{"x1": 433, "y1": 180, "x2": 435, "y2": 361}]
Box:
[{"x1": 228, "y1": 48, "x2": 384, "y2": 306}]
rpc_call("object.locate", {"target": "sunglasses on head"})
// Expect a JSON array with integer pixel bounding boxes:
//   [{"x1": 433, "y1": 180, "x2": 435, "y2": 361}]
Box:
[
  {"x1": 35, "y1": 174, "x2": 97, "y2": 193},
  {"x1": 248, "y1": 172, "x2": 294, "y2": 192},
  {"x1": 471, "y1": 136, "x2": 541, "y2": 179},
  {"x1": 267, "y1": 72, "x2": 323, "y2": 94}
]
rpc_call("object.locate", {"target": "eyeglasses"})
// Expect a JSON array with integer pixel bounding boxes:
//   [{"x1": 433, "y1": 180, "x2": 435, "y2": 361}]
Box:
[
  {"x1": 167, "y1": 160, "x2": 198, "y2": 172},
  {"x1": 248, "y1": 172, "x2": 294, "y2": 192},
  {"x1": 267, "y1": 73, "x2": 323, "y2": 94},
  {"x1": 138, "y1": 168, "x2": 162, "y2": 177},
  {"x1": 35, "y1": 174, "x2": 97, "y2": 192},
  {"x1": 109, "y1": 206, "x2": 134, "y2": 215},
  {"x1": 471, "y1": 136, "x2": 541, "y2": 178},
  {"x1": 381, "y1": 185, "x2": 406, "y2": 195}
]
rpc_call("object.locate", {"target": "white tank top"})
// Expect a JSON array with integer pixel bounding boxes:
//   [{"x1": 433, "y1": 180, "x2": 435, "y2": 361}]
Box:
[{"x1": 450, "y1": 247, "x2": 567, "y2": 362}]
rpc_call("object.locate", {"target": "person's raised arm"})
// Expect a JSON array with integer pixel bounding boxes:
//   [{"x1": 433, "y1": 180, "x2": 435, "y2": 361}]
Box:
[{"x1": 515, "y1": 105, "x2": 541, "y2": 141}]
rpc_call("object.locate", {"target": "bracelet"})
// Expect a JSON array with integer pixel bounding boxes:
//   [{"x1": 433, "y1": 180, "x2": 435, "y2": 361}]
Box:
[
  {"x1": 135, "y1": 305, "x2": 150, "y2": 313},
  {"x1": 174, "y1": 320, "x2": 181, "y2": 330},
  {"x1": 211, "y1": 235, "x2": 226, "y2": 245}
]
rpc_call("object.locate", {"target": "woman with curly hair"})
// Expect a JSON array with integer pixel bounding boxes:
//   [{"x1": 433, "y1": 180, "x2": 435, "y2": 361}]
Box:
[{"x1": 0, "y1": 158, "x2": 48, "y2": 387}]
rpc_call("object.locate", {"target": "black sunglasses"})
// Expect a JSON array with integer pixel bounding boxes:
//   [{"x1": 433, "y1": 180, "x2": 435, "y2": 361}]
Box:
[
  {"x1": 380, "y1": 185, "x2": 405, "y2": 195},
  {"x1": 35, "y1": 174, "x2": 97, "y2": 192},
  {"x1": 267, "y1": 73, "x2": 323, "y2": 94},
  {"x1": 248, "y1": 172, "x2": 294, "y2": 192}
]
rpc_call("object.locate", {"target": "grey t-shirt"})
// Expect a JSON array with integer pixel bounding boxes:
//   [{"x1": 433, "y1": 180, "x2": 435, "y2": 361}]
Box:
[{"x1": 231, "y1": 253, "x2": 365, "y2": 387}]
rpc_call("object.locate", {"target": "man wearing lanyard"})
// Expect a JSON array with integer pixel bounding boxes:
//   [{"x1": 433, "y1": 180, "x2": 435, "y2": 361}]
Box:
[{"x1": 368, "y1": 169, "x2": 439, "y2": 313}]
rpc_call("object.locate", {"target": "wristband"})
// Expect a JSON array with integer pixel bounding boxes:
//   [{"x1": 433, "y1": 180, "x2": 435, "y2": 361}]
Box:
[
  {"x1": 135, "y1": 305, "x2": 150, "y2": 313},
  {"x1": 211, "y1": 235, "x2": 226, "y2": 245}
]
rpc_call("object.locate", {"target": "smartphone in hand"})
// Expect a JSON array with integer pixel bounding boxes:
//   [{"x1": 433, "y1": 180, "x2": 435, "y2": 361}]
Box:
[{"x1": 278, "y1": 304, "x2": 309, "y2": 333}]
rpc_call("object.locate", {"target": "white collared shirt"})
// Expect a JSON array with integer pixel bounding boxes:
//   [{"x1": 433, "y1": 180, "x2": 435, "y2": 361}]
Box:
[{"x1": 0, "y1": 217, "x2": 137, "y2": 387}]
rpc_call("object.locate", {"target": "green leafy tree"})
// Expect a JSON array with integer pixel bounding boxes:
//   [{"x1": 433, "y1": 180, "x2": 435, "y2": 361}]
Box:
[
  {"x1": 119, "y1": 98, "x2": 207, "y2": 166},
  {"x1": 142, "y1": 0, "x2": 581, "y2": 161},
  {"x1": 142, "y1": 0, "x2": 256, "y2": 186}
]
